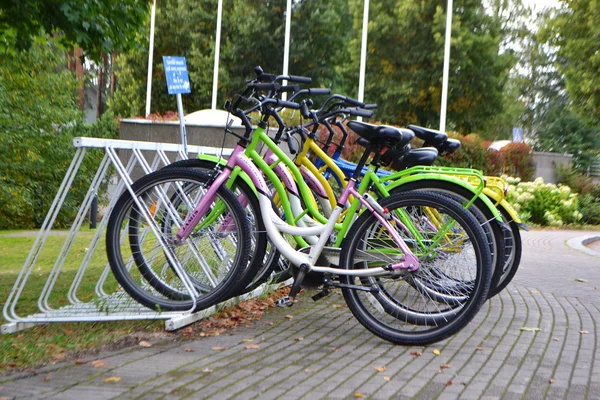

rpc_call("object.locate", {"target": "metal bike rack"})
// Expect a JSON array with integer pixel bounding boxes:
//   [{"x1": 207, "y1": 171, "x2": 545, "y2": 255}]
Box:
[{"x1": 2, "y1": 137, "x2": 283, "y2": 334}]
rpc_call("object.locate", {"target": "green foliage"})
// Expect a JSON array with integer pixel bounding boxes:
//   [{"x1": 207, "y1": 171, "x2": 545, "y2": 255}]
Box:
[
  {"x1": 554, "y1": 165, "x2": 600, "y2": 225},
  {"x1": 0, "y1": 38, "x2": 118, "y2": 229},
  {"x1": 111, "y1": 0, "x2": 353, "y2": 118},
  {"x1": 346, "y1": 0, "x2": 512, "y2": 135},
  {"x1": 555, "y1": 164, "x2": 597, "y2": 195},
  {"x1": 505, "y1": 176, "x2": 582, "y2": 226},
  {"x1": 0, "y1": 0, "x2": 150, "y2": 61}
]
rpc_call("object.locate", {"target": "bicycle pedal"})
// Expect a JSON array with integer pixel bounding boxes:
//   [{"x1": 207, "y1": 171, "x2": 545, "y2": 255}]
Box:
[
  {"x1": 311, "y1": 288, "x2": 331, "y2": 302},
  {"x1": 275, "y1": 296, "x2": 294, "y2": 308}
]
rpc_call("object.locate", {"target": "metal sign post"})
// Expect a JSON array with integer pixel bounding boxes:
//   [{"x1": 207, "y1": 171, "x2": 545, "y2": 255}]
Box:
[{"x1": 163, "y1": 56, "x2": 192, "y2": 155}]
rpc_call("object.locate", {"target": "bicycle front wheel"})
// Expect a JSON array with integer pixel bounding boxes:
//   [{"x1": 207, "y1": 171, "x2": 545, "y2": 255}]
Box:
[
  {"x1": 106, "y1": 168, "x2": 251, "y2": 312},
  {"x1": 340, "y1": 190, "x2": 492, "y2": 346}
]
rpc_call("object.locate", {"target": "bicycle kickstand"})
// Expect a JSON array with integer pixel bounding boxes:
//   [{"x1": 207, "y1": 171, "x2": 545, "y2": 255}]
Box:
[{"x1": 275, "y1": 263, "x2": 309, "y2": 307}]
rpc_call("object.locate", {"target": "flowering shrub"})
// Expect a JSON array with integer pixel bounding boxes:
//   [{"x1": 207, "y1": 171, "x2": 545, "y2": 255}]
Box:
[{"x1": 504, "y1": 176, "x2": 582, "y2": 226}]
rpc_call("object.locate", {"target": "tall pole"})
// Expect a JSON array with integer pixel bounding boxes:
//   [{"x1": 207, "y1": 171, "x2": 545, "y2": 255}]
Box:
[
  {"x1": 357, "y1": 0, "x2": 370, "y2": 121},
  {"x1": 282, "y1": 0, "x2": 292, "y2": 100},
  {"x1": 211, "y1": 0, "x2": 224, "y2": 110},
  {"x1": 439, "y1": 0, "x2": 453, "y2": 132},
  {"x1": 145, "y1": 0, "x2": 157, "y2": 117}
]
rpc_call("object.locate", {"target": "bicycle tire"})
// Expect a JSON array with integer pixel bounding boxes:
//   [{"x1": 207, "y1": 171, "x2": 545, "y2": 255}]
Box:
[
  {"x1": 163, "y1": 158, "x2": 281, "y2": 295},
  {"x1": 487, "y1": 204, "x2": 522, "y2": 297},
  {"x1": 340, "y1": 190, "x2": 492, "y2": 346},
  {"x1": 106, "y1": 168, "x2": 251, "y2": 312}
]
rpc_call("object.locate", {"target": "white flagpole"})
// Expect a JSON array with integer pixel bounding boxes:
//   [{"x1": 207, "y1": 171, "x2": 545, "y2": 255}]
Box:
[
  {"x1": 440, "y1": 0, "x2": 453, "y2": 132},
  {"x1": 211, "y1": 0, "x2": 224, "y2": 110},
  {"x1": 282, "y1": 0, "x2": 292, "y2": 100},
  {"x1": 357, "y1": 0, "x2": 370, "y2": 121},
  {"x1": 145, "y1": 0, "x2": 157, "y2": 117}
]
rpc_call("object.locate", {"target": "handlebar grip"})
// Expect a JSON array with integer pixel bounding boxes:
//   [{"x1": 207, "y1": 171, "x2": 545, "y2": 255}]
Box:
[
  {"x1": 288, "y1": 75, "x2": 312, "y2": 84},
  {"x1": 286, "y1": 134, "x2": 298, "y2": 154},
  {"x1": 308, "y1": 88, "x2": 331, "y2": 95},
  {"x1": 363, "y1": 103, "x2": 378, "y2": 110},
  {"x1": 300, "y1": 101, "x2": 310, "y2": 119},
  {"x1": 349, "y1": 109, "x2": 373, "y2": 118},
  {"x1": 278, "y1": 84, "x2": 300, "y2": 93},
  {"x1": 252, "y1": 82, "x2": 281, "y2": 91},
  {"x1": 276, "y1": 99, "x2": 301, "y2": 109},
  {"x1": 342, "y1": 96, "x2": 366, "y2": 108}
]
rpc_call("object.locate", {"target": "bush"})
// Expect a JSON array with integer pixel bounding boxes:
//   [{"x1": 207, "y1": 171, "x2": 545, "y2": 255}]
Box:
[{"x1": 504, "y1": 176, "x2": 582, "y2": 226}]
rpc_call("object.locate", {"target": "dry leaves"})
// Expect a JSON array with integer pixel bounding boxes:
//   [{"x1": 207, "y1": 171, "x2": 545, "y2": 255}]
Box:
[
  {"x1": 295, "y1": 337, "x2": 304, "y2": 342},
  {"x1": 265, "y1": 322, "x2": 274, "y2": 326},
  {"x1": 74, "y1": 359, "x2": 87, "y2": 365},
  {"x1": 520, "y1": 327, "x2": 540, "y2": 332},
  {"x1": 384, "y1": 376, "x2": 391, "y2": 381},
  {"x1": 43, "y1": 376, "x2": 52, "y2": 381},
  {"x1": 354, "y1": 392, "x2": 364, "y2": 398},
  {"x1": 285, "y1": 315, "x2": 294, "y2": 320},
  {"x1": 304, "y1": 369, "x2": 312, "y2": 373},
  {"x1": 91, "y1": 360, "x2": 108, "y2": 368},
  {"x1": 446, "y1": 380, "x2": 453, "y2": 386},
  {"x1": 549, "y1": 378, "x2": 555, "y2": 384},
  {"x1": 212, "y1": 346, "x2": 228, "y2": 351},
  {"x1": 202, "y1": 368, "x2": 213, "y2": 373},
  {"x1": 332, "y1": 304, "x2": 345, "y2": 309},
  {"x1": 552, "y1": 337, "x2": 560, "y2": 341},
  {"x1": 331, "y1": 348, "x2": 340, "y2": 352},
  {"x1": 373, "y1": 366, "x2": 387, "y2": 373},
  {"x1": 138, "y1": 341, "x2": 152, "y2": 348},
  {"x1": 243, "y1": 338, "x2": 254, "y2": 342},
  {"x1": 440, "y1": 364, "x2": 452, "y2": 369},
  {"x1": 245, "y1": 344, "x2": 260, "y2": 349},
  {"x1": 184, "y1": 347, "x2": 194, "y2": 353},
  {"x1": 410, "y1": 351, "x2": 422, "y2": 357},
  {"x1": 433, "y1": 349, "x2": 441, "y2": 356},
  {"x1": 574, "y1": 278, "x2": 589, "y2": 283},
  {"x1": 103, "y1": 376, "x2": 121, "y2": 383},
  {"x1": 580, "y1": 330, "x2": 589, "y2": 334}
]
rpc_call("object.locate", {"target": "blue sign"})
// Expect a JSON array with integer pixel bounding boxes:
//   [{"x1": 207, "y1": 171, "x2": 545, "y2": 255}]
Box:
[{"x1": 163, "y1": 56, "x2": 191, "y2": 94}]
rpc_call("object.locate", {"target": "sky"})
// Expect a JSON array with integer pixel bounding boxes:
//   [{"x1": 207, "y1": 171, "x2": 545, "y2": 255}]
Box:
[{"x1": 523, "y1": 0, "x2": 561, "y2": 11}]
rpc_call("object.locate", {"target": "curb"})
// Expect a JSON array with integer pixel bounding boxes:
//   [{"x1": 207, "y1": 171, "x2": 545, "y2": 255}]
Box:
[{"x1": 566, "y1": 235, "x2": 600, "y2": 257}]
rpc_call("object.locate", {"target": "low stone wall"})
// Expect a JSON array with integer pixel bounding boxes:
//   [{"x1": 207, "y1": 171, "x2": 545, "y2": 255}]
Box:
[{"x1": 532, "y1": 151, "x2": 572, "y2": 184}]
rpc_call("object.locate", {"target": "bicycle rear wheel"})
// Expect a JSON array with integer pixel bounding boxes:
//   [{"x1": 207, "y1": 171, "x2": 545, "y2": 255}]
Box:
[
  {"x1": 340, "y1": 191, "x2": 492, "y2": 345},
  {"x1": 105, "y1": 168, "x2": 251, "y2": 312}
]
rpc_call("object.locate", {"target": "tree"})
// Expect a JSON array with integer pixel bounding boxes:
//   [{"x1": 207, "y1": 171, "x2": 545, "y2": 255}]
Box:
[
  {"x1": 0, "y1": 0, "x2": 150, "y2": 61},
  {"x1": 345, "y1": 0, "x2": 512, "y2": 135},
  {"x1": 547, "y1": 0, "x2": 600, "y2": 126}
]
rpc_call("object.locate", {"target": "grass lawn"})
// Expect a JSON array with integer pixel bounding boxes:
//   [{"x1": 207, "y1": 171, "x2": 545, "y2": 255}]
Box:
[{"x1": 0, "y1": 229, "x2": 164, "y2": 373}]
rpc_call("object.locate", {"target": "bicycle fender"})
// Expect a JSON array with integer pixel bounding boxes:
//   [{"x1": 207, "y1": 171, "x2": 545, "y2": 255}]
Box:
[
  {"x1": 484, "y1": 190, "x2": 524, "y2": 225},
  {"x1": 383, "y1": 175, "x2": 503, "y2": 222}
]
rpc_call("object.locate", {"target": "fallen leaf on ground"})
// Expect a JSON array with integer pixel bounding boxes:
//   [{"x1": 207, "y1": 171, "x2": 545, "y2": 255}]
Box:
[
  {"x1": 295, "y1": 337, "x2": 304, "y2": 341},
  {"x1": 245, "y1": 344, "x2": 260, "y2": 349},
  {"x1": 549, "y1": 378, "x2": 555, "y2": 384},
  {"x1": 332, "y1": 348, "x2": 340, "y2": 352},
  {"x1": 43, "y1": 376, "x2": 52, "y2": 381},
  {"x1": 440, "y1": 364, "x2": 452, "y2": 369},
  {"x1": 0, "y1": 397, "x2": 9, "y2": 400},
  {"x1": 574, "y1": 278, "x2": 588, "y2": 283},
  {"x1": 520, "y1": 327, "x2": 540, "y2": 332},
  {"x1": 475, "y1": 347, "x2": 483, "y2": 351},
  {"x1": 184, "y1": 347, "x2": 194, "y2": 353},
  {"x1": 103, "y1": 377, "x2": 121, "y2": 383},
  {"x1": 265, "y1": 322, "x2": 274, "y2": 326},
  {"x1": 212, "y1": 346, "x2": 228, "y2": 351},
  {"x1": 552, "y1": 337, "x2": 560, "y2": 341},
  {"x1": 285, "y1": 315, "x2": 294, "y2": 320},
  {"x1": 202, "y1": 367, "x2": 213, "y2": 373},
  {"x1": 446, "y1": 380, "x2": 453, "y2": 386},
  {"x1": 580, "y1": 330, "x2": 589, "y2": 334},
  {"x1": 74, "y1": 359, "x2": 87, "y2": 365},
  {"x1": 373, "y1": 366, "x2": 387, "y2": 372},
  {"x1": 433, "y1": 349, "x2": 441, "y2": 355},
  {"x1": 384, "y1": 376, "x2": 391, "y2": 381},
  {"x1": 304, "y1": 369, "x2": 312, "y2": 373},
  {"x1": 261, "y1": 337, "x2": 266, "y2": 341},
  {"x1": 91, "y1": 360, "x2": 107, "y2": 368},
  {"x1": 51, "y1": 353, "x2": 65, "y2": 361},
  {"x1": 333, "y1": 304, "x2": 345, "y2": 309},
  {"x1": 410, "y1": 351, "x2": 422, "y2": 357},
  {"x1": 436, "y1": 370, "x2": 443, "y2": 374},
  {"x1": 243, "y1": 338, "x2": 254, "y2": 342},
  {"x1": 138, "y1": 341, "x2": 152, "y2": 348},
  {"x1": 354, "y1": 393, "x2": 364, "y2": 398}
]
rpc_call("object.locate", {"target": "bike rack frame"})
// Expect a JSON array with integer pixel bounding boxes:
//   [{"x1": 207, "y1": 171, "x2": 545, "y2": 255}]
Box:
[{"x1": 2, "y1": 137, "x2": 284, "y2": 334}]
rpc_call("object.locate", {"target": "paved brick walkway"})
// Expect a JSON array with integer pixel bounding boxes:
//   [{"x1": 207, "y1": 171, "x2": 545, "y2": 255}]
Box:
[{"x1": 1, "y1": 230, "x2": 599, "y2": 400}]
